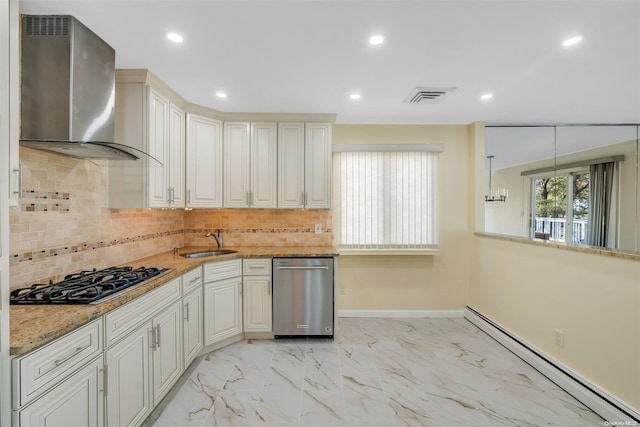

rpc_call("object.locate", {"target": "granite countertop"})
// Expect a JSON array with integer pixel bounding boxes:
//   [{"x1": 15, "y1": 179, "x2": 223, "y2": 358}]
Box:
[{"x1": 10, "y1": 245, "x2": 337, "y2": 357}]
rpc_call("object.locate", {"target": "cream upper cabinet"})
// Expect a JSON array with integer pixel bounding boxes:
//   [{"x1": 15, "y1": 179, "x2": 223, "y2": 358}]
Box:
[
  {"x1": 109, "y1": 76, "x2": 186, "y2": 209},
  {"x1": 186, "y1": 114, "x2": 223, "y2": 208},
  {"x1": 304, "y1": 123, "x2": 332, "y2": 209},
  {"x1": 278, "y1": 123, "x2": 331, "y2": 209},
  {"x1": 168, "y1": 104, "x2": 186, "y2": 207},
  {"x1": 147, "y1": 88, "x2": 170, "y2": 207},
  {"x1": 223, "y1": 122, "x2": 250, "y2": 208},
  {"x1": 223, "y1": 122, "x2": 277, "y2": 208}
]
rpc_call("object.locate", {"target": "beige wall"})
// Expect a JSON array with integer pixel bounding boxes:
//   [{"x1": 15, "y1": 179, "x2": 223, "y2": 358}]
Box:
[
  {"x1": 333, "y1": 124, "x2": 471, "y2": 311},
  {"x1": 469, "y1": 236, "x2": 640, "y2": 411}
]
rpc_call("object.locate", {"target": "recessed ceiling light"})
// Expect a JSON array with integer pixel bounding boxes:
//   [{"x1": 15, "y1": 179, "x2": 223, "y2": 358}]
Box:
[
  {"x1": 562, "y1": 35, "x2": 583, "y2": 47},
  {"x1": 350, "y1": 93, "x2": 361, "y2": 100},
  {"x1": 369, "y1": 34, "x2": 384, "y2": 45},
  {"x1": 165, "y1": 32, "x2": 184, "y2": 43},
  {"x1": 215, "y1": 91, "x2": 227, "y2": 99},
  {"x1": 480, "y1": 93, "x2": 493, "y2": 100}
]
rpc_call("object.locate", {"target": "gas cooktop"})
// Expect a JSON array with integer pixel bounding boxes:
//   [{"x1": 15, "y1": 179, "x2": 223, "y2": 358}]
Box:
[{"x1": 10, "y1": 266, "x2": 170, "y2": 305}]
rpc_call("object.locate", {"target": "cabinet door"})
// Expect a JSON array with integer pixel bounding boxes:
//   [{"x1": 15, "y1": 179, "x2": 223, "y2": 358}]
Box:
[
  {"x1": 147, "y1": 88, "x2": 170, "y2": 208},
  {"x1": 204, "y1": 277, "x2": 243, "y2": 346},
  {"x1": 17, "y1": 357, "x2": 103, "y2": 427},
  {"x1": 223, "y1": 122, "x2": 251, "y2": 208},
  {"x1": 251, "y1": 123, "x2": 277, "y2": 208},
  {"x1": 152, "y1": 301, "x2": 183, "y2": 405},
  {"x1": 277, "y1": 123, "x2": 305, "y2": 208},
  {"x1": 243, "y1": 276, "x2": 272, "y2": 332},
  {"x1": 304, "y1": 123, "x2": 332, "y2": 209},
  {"x1": 105, "y1": 323, "x2": 151, "y2": 427},
  {"x1": 168, "y1": 103, "x2": 186, "y2": 207},
  {"x1": 186, "y1": 114, "x2": 223, "y2": 208},
  {"x1": 182, "y1": 288, "x2": 203, "y2": 368}
]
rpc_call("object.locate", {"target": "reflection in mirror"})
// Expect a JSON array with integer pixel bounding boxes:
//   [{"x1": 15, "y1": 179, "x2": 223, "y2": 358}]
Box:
[
  {"x1": 484, "y1": 126, "x2": 555, "y2": 238},
  {"x1": 484, "y1": 125, "x2": 639, "y2": 253}
]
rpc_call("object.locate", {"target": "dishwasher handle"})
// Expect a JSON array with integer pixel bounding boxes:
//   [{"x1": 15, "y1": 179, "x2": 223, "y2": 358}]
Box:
[{"x1": 276, "y1": 265, "x2": 329, "y2": 270}]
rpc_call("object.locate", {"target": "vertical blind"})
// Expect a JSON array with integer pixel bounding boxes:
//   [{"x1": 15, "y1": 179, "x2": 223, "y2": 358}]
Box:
[{"x1": 335, "y1": 151, "x2": 439, "y2": 250}]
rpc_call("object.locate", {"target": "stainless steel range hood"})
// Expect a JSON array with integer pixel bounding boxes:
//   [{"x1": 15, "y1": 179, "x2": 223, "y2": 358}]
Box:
[{"x1": 20, "y1": 15, "x2": 148, "y2": 161}]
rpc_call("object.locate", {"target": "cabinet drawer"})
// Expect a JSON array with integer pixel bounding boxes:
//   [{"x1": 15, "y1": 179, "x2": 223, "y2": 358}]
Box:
[
  {"x1": 243, "y1": 258, "x2": 272, "y2": 276},
  {"x1": 105, "y1": 277, "x2": 181, "y2": 348},
  {"x1": 182, "y1": 266, "x2": 203, "y2": 294},
  {"x1": 204, "y1": 259, "x2": 242, "y2": 282},
  {"x1": 14, "y1": 319, "x2": 102, "y2": 408}
]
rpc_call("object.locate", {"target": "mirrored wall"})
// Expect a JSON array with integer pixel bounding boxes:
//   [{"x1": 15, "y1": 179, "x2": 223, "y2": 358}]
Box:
[{"x1": 484, "y1": 124, "x2": 639, "y2": 253}]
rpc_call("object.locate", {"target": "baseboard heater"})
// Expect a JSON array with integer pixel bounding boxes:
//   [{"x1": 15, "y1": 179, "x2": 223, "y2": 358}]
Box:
[{"x1": 465, "y1": 306, "x2": 639, "y2": 423}]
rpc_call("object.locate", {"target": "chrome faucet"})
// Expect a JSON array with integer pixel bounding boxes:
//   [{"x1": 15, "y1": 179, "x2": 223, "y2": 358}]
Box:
[{"x1": 205, "y1": 229, "x2": 223, "y2": 249}]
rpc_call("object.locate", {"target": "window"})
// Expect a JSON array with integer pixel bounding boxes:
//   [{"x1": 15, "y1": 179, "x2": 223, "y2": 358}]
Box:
[
  {"x1": 334, "y1": 148, "x2": 439, "y2": 253},
  {"x1": 531, "y1": 164, "x2": 620, "y2": 246},
  {"x1": 532, "y1": 170, "x2": 589, "y2": 244}
]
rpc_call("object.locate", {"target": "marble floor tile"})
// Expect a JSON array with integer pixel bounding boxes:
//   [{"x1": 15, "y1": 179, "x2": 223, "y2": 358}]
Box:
[{"x1": 148, "y1": 318, "x2": 606, "y2": 427}]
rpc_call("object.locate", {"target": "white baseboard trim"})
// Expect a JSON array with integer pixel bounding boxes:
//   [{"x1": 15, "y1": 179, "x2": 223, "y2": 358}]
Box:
[
  {"x1": 337, "y1": 310, "x2": 464, "y2": 318},
  {"x1": 465, "y1": 307, "x2": 640, "y2": 423}
]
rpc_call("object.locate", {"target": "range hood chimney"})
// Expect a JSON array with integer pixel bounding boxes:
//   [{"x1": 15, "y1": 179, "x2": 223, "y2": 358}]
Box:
[{"x1": 19, "y1": 15, "x2": 144, "y2": 160}]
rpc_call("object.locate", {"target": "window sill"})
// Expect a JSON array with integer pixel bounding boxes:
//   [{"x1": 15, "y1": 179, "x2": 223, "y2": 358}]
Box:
[{"x1": 337, "y1": 249, "x2": 440, "y2": 256}]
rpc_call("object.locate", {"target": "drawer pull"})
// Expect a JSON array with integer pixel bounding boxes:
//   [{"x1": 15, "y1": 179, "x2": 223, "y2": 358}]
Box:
[
  {"x1": 54, "y1": 344, "x2": 90, "y2": 367},
  {"x1": 184, "y1": 304, "x2": 190, "y2": 321},
  {"x1": 188, "y1": 276, "x2": 201, "y2": 284}
]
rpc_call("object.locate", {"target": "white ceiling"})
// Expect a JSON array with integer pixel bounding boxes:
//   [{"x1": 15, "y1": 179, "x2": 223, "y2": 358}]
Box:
[{"x1": 19, "y1": 0, "x2": 640, "y2": 125}]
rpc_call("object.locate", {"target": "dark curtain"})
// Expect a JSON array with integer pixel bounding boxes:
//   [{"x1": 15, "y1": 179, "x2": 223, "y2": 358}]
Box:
[{"x1": 587, "y1": 162, "x2": 615, "y2": 246}]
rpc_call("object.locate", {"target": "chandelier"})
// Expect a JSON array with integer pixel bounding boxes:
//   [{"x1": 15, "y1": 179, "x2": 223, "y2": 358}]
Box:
[{"x1": 485, "y1": 155, "x2": 508, "y2": 202}]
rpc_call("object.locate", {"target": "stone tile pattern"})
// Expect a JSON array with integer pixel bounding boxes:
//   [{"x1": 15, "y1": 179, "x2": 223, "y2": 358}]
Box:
[
  {"x1": 185, "y1": 209, "x2": 332, "y2": 247},
  {"x1": 9, "y1": 148, "x2": 332, "y2": 289},
  {"x1": 145, "y1": 318, "x2": 605, "y2": 427}
]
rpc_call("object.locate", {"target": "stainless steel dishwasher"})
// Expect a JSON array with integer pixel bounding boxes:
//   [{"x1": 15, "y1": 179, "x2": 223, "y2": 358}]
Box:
[{"x1": 272, "y1": 257, "x2": 334, "y2": 338}]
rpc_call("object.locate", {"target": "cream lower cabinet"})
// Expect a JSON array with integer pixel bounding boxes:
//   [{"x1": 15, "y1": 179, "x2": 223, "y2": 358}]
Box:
[
  {"x1": 15, "y1": 357, "x2": 104, "y2": 427},
  {"x1": 105, "y1": 300, "x2": 183, "y2": 427},
  {"x1": 182, "y1": 288, "x2": 203, "y2": 368},
  {"x1": 104, "y1": 277, "x2": 183, "y2": 427},
  {"x1": 105, "y1": 323, "x2": 151, "y2": 427},
  {"x1": 242, "y1": 259, "x2": 272, "y2": 333},
  {"x1": 203, "y1": 259, "x2": 243, "y2": 346}
]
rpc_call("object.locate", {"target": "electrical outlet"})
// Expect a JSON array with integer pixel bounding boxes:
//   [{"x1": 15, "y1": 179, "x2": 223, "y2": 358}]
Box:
[
  {"x1": 554, "y1": 329, "x2": 564, "y2": 347},
  {"x1": 315, "y1": 224, "x2": 322, "y2": 234}
]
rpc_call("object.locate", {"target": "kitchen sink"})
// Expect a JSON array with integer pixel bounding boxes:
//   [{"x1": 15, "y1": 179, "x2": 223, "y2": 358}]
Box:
[{"x1": 180, "y1": 249, "x2": 237, "y2": 258}]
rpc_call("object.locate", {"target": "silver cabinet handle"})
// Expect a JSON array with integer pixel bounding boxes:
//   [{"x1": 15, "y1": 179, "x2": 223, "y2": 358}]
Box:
[
  {"x1": 99, "y1": 365, "x2": 108, "y2": 396},
  {"x1": 149, "y1": 328, "x2": 156, "y2": 349},
  {"x1": 155, "y1": 325, "x2": 161, "y2": 349},
  {"x1": 276, "y1": 265, "x2": 329, "y2": 270},
  {"x1": 187, "y1": 189, "x2": 191, "y2": 204},
  {"x1": 188, "y1": 276, "x2": 201, "y2": 284},
  {"x1": 268, "y1": 281, "x2": 271, "y2": 296},
  {"x1": 184, "y1": 303, "x2": 190, "y2": 321},
  {"x1": 167, "y1": 187, "x2": 172, "y2": 204},
  {"x1": 54, "y1": 343, "x2": 91, "y2": 366},
  {"x1": 13, "y1": 165, "x2": 22, "y2": 198}
]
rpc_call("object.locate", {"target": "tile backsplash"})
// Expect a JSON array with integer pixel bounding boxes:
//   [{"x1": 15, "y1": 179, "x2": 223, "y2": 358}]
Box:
[{"x1": 10, "y1": 148, "x2": 332, "y2": 289}]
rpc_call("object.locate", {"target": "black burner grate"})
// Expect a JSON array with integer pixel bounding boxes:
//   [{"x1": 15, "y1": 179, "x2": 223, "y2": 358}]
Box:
[{"x1": 10, "y1": 266, "x2": 166, "y2": 304}]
